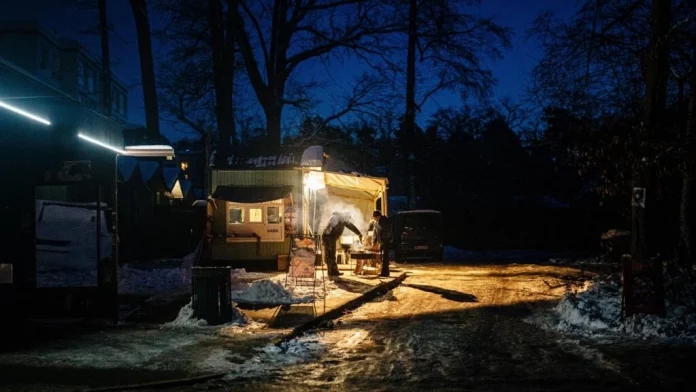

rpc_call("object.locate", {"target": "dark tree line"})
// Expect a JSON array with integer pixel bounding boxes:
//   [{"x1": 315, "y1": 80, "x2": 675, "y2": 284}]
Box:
[
  {"x1": 71, "y1": 0, "x2": 696, "y2": 255},
  {"x1": 531, "y1": 0, "x2": 696, "y2": 263}
]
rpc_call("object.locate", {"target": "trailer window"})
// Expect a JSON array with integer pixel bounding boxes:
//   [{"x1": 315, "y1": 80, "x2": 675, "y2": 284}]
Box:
[
  {"x1": 225, "y1": 200, "x2": 286, "y2": 242},
  {"x1": 249, "y1": 208, "x2": 263, "y2": 223},
  {"x1": 229, "y1": 208, "x2": 244, "y2": 224},
  {"x1": 267, "y1": 206, "x2": 281, "y2": 223}
]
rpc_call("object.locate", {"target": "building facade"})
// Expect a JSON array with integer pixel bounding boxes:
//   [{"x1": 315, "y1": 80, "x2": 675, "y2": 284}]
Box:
[
  {"x1": 0, "y1": 20, "x2": 128, "y2": 122},
  {"x1": 0, "y1": 20, "x2": 130, "y2": 319}
]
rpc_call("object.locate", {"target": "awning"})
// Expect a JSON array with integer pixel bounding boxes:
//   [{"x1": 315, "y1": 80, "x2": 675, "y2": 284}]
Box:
[
  {"x1": 324, "y1": 172, "x2": 386, "y2": 200},
  {"x1": 212, "y1": 185, "x2": 293, "y2": 203}
]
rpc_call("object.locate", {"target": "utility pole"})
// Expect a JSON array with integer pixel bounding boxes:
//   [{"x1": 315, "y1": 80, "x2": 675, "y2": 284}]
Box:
[
  {"x1": 631, "y1": 0, "x2": 670, "y2": 262},
  {"x1": 405, "y1": 0, "x2": 417, "y2": 210}
]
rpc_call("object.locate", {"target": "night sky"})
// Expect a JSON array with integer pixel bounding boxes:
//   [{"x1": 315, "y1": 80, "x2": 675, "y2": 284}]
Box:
[{"x1": 3, "y1": 0, "x2": 576, "y2": 142}]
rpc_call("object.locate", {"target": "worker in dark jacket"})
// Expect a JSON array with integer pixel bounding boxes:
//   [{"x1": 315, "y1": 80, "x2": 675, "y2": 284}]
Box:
[
  {"x1": 372, "y1": 210, "x2": 392, "y2": 277},
  {"x1": 322, "y1": 212, "x2": 362, "y2": 276}
]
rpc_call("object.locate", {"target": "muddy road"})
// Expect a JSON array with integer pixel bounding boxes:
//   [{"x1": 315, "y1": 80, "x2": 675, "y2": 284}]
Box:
[{"x1": 182, "y1": 263, "x2": 640, "y2": 392}]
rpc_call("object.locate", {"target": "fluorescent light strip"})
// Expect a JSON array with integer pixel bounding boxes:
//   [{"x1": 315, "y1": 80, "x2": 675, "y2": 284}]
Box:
[
  {"x1": 77, "y1": 133, "x2": 125, "y2": 154},
  {"x1": 0, "y1": 100, "x2": 51, "y2": 125},
  {"x1": 125, "y1": 145, "x2": 173, "y2": 151}
]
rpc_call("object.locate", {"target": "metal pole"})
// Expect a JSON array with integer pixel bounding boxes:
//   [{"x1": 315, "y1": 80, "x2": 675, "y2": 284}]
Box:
[{"x1": 113, "y1": 153, "x2": 119, "y2": 323}]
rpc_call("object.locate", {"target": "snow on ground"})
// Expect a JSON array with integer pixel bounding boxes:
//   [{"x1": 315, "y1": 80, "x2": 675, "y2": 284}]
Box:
[
  {"x1": 0, "y1": 328, "x2": 208, "y2": 371},
  {"x1": 162, "y1": 300, "x2": 250, "y2": 329},
  {"x1": 231, "y1": 269, "x2": 342, "y2": 304},
  {"x1": 231, "y1": 278, "x2": 314, "y2": 305},
  {"x1": 529, "y1": 267, "x2": 696, "y2": 342},
  {"x1": 197, "y1": 334, "x2": 325, "y2": 378}
]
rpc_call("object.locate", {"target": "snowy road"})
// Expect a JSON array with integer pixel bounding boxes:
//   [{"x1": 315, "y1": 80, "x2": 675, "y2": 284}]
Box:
[{"x1": 179, "y1": 263, "x2": 634, "y2": 392}]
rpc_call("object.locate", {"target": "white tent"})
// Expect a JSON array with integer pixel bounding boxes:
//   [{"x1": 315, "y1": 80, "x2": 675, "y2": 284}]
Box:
[{"x1": 303, "y1": 170, "x2": 388, "y2": 235}]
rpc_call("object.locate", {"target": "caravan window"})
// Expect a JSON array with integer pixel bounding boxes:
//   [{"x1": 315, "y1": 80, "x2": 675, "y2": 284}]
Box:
[
  {"x1": 229, "y1": 208, "x2": 244, "y2": 224},
  {"x1": 249, "y1": 208, "x2": 263, "y2": 223},
  {"x1": 267, "y1": 207, "x2": 281, "y2": 223},
  {"x1": 225, "y1": 200, "x2": 285, "y2": 242}
]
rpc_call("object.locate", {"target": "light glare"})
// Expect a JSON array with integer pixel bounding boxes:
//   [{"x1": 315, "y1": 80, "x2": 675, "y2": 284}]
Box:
[
  {"x1": 78, "y1": 132, "x2": 175, "y2": 157},
  {"x1": 0, "y1": 100, "x2": 51, "y2": 125},
  {"x1": 78, "y1": 133, "x2": 125, "y2": 154}
]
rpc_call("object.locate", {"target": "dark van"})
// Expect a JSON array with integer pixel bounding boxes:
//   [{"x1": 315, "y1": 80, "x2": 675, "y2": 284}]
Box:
[{"x1": 393, "y1": 210, "x2": 444, "y2": 261}]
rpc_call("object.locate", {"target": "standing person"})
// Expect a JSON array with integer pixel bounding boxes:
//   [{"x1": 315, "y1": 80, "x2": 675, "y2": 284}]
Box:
[
  {"x1": 322, "y1": 212, "x2": 362, "y2": 277},
  {"x1": 372, "y1": 210, "x2": 393, "y2": 277}
]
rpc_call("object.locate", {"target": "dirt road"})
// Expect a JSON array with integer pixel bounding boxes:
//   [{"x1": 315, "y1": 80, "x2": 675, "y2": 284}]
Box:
[{"x1": 182, "y1": 263, "x2": 636, "y2": 392}]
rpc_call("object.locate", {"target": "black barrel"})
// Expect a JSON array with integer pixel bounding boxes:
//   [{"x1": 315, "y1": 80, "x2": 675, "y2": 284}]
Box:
[{"x1": 191, "y1": 266, "x2": 233, "y2": 325}]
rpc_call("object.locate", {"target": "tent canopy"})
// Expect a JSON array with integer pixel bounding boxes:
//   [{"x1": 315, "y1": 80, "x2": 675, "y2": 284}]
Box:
[
  {"x1": 324, "y1": 172, "x2": 386, "y2": 200},
  {"x1": 306, "y1": 171, "x2": 388, "y2": 235}
]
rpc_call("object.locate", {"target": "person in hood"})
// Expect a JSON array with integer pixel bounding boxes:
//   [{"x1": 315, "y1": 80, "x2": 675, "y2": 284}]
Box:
[
  {"x1": 322, "y1": 211, "x2": 362, "y2": 276},
  {"x1": 372, "y1": 210, "x2": 393, "y2": 277}
]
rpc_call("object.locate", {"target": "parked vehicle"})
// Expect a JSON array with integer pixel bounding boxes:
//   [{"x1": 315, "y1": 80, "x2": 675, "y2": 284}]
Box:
[{"x1": 393, "y1": 210, "x2": 444, "y2": 262}]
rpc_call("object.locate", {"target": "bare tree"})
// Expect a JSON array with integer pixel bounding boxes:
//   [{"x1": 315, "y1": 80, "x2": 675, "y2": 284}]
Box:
[
  {"x1": 130, "y1": 0, "x2": 161, "y2": 137},
  {"x1": 530, "y1": 0, "x2": 651, "y2": 118},
  {"x1": 208, "y1": 0, "x2": 236, "y2": 155},
  {"x1": 231, "y1": 0, "x2": 402, "y2": 147},
  {"x1": 395, "y1": 0, "x2": 510, "y2": 208}
]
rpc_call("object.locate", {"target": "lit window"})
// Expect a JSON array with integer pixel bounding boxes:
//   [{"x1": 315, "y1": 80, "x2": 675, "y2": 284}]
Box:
[
  {"x1": 180, "y1": 161, "x2": 189, "y2": 171},
  {"x1": 229, "y1": 208, "x2": 244, "y2": 224},
  {"x1": 267, "y1": 206, "x2": 280, "y2": 224},
  {"x1": 249, "y1": 208, "x2": 263, "y2": 223}
]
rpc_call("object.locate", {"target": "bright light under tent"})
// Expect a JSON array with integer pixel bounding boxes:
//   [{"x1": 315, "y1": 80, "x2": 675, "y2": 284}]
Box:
[{"x1": 0, "y1": 100, "x2": 51, "y2": 125}]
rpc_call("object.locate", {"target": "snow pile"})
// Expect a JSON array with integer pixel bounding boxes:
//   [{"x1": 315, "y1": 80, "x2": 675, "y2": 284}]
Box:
[
  {"x1": 214, "y1": 335, "x2": 324, "y2": 379},
  {"x1": 552, "y1": 269, "x2": 696, "y2": 342},
  {"x1": 162, "y1": 301, "x2": 208, "y2": 328},
  {"x1": 231, "y1": 278, "x2": 314, "y2": 305},
  {"x1": 162, "y1": 300, "x2": 249, "y2": 329}
]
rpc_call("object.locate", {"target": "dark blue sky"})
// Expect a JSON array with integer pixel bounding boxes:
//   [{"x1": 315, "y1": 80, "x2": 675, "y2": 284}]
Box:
[{"x1": 5, "y1": 0, "x2": 576, "y2": 142}]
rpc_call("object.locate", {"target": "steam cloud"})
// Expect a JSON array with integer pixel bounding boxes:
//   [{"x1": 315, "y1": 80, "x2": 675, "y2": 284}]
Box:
[{"x1": 317, "y1": 196, "x2": 369, "y2": 237}]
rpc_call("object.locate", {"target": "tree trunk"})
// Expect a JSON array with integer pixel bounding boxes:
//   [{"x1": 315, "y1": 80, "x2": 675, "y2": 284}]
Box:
[
  {"x1": 129, "y1": 0, "x2": 160, "y2": 138},
  {"x1": 631, "y1": 0, "x2": 670, "y2": 262},
  {"x1": 98, "y1": 0, "x2": 111, "y2": 117},
  {"x1": 204, "y1": 131, "x2": 212, "y2": 196},
  {"x1": 208, "y1": 0, "x2": 236, "y2": 162},
  {"x1": 265, "y1": 104, "x2": 283, "y2": 148},
  {"x1": 405, "y1": 0, "x2": 417, "y2": 210},
  {"x1": 679, "y1": 69, "x2": 696, "y2": 266}
]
